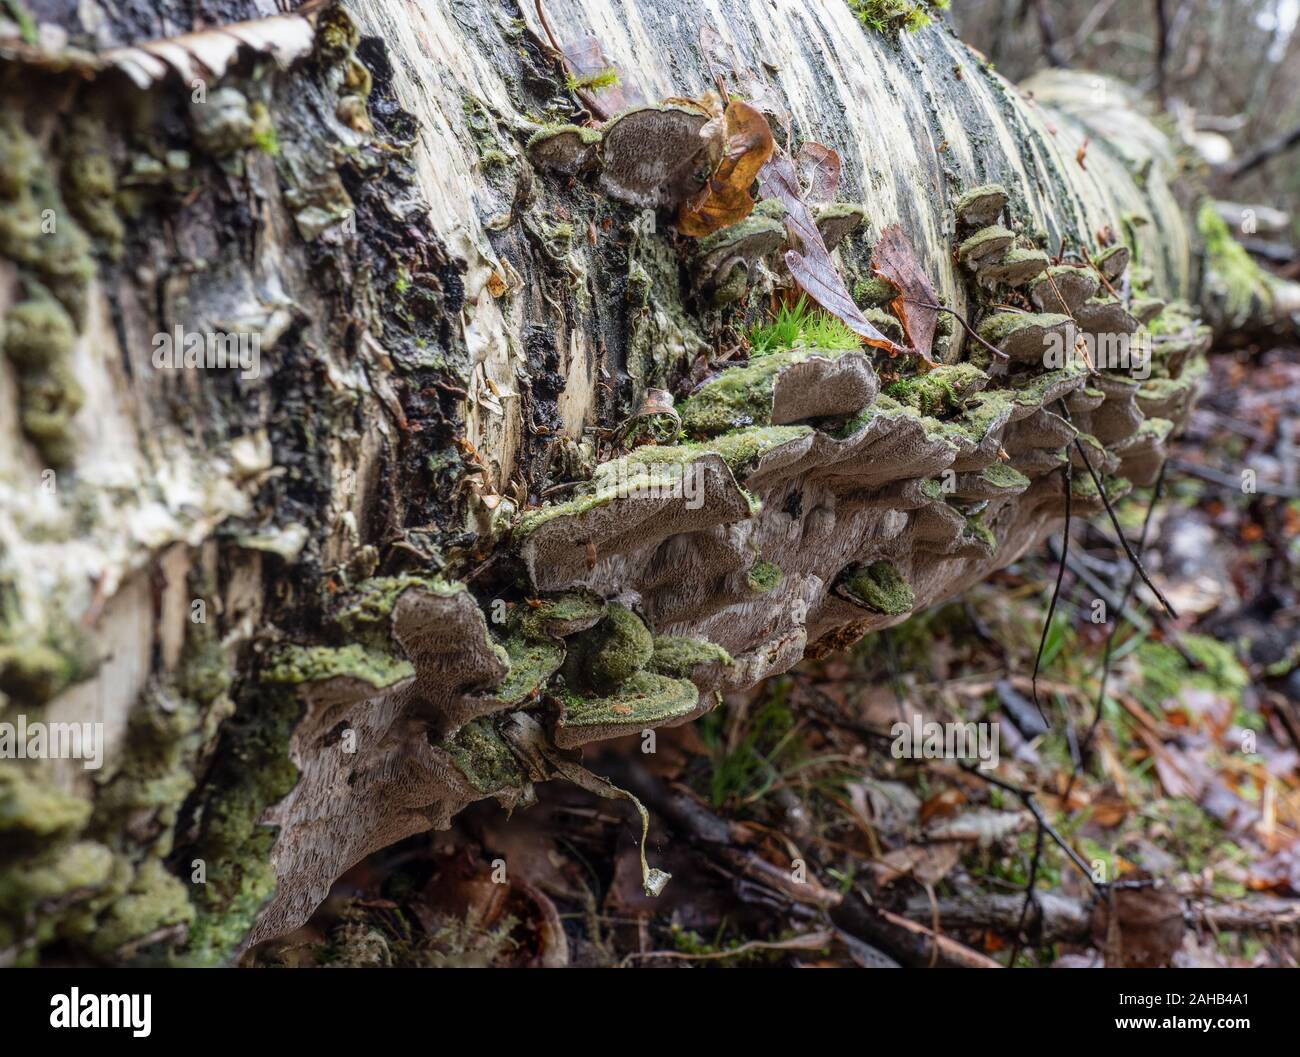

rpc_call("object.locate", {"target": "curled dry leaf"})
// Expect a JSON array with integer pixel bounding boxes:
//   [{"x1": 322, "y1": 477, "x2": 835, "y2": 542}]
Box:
[
  {"x1": 795, "y1": 142, "x2": 842, "y2": 204},
  {"x1": 676, "y1": 99, "x2": 775, "y2": 237},
  {"x1": 559, "y1": 34, "x2": 632, "y2": 119},
  {"x1": 872, "y1": 223, "x2": 939, "y2": 364},
  {"x1": 759, "y1": 151, "x2": 904, "y2": 354}
]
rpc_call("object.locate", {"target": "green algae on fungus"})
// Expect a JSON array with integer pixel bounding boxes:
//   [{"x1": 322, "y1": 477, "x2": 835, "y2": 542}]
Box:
[
  {"x1": 975, "y1": 311, "x2": 1073, "y2": 365},
  {"x1": 679, "y1": 347, "x2": 851, "y2": 436},
  {"x1": 835, "y1": 393, "x2": 957, "y2": 451},
  {"x1": 441, "y1": 718, "x2": 526, "y2": 793},
  {"x1": 1008, "y1": 362, "x2": 1089, "y2": 407},
  {"x1": 965, "y1": 515, "x2": 997, "y2": 552},
  {"x1": 0, "y1": 144, "x2": 95, "y2": 321},
  {"x1": 978, "y1": 247, "x2": 1049, "y2": 286},
  {"x1": 20, "y1": 361, "x2": 85, "y2": 468},
  {"x1": 695, "y1": 425, "x2": 811, "y2": 474},
  {"x1": 814, "y1": 201, "x2": 868, "y2": 250},
  {"x1": 746, "y1": 560, "x2": 783, "y2": 594},
  {"x1": 1094, "y1": 243, "x2": 1130, "y2": 280},
  {"x1": 1070, "y1": 472, "x2": 1131, "y2": 504},
  {"x1": 648, "y1": 636, "x2": 733, "y2": 679},
  {"x1": 885, "y1": 363, "x2": 987, "y2": 416},
  {"x1": 558, "y1": 670, "x2": 699, "y2": 729},
  {"x1": 853, "y1": 275, "x2": 897, "y2": 308},
  {"x1": 864, "y1": 307, "x2": 905, "y2": 345},
  {"x1": 262, "y1": 643, "x2": 414, "y2": 690},
  {"x1": 694, "y1": 214, "x2": 787, "y2": 306},
  {"x1": 332, "y1": 574, "x2": 455, "y2": 650},
  {"x1": 491, "y1": 634, "x2": 564, "y2": 706},
  {"x1": 520, "y1": 591, "x2": 607, "y2": 639},
  {"x1": 980, "y1": 461, "x2": 1031, "y2": 492},
  {"x1": 957, "y1": 225, "x2": 1015, "y2": 265},
  {"x1": 563, "y1": 603, "x2": 653, "y2": 694},
  {"x1": 59, "y1": 116, "x2": 125, "y2": 258},
  {"x1": 514, "y1": 454, "x2": 716, "y2": 540},
  {"x1": 840, "y1": 560, "x2": 915, "y2": 615},
  {"x1": 954, "y1": 183, "x2": 1008, "y2": 227}
]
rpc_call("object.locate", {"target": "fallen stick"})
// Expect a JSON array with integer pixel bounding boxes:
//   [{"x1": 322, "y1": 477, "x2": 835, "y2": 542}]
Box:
[{"x1": 902, "y1": 890, "x2": 1300, "y2": 940}]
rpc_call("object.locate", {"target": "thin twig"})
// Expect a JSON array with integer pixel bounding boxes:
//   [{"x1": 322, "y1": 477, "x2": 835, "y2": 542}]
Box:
[
  {"x1": 1057, "y1": 401, "x2": 1178, "y2": 618},
  {"x1": 904, "y1": 299, "x2": 1010, "y2": 361},
  {"x1": 1063, "y1": 459, "x2": 1168, "y2": 802},
  {"x1": 620, "y1": 930, "x2": 834, "y2": 966},
  {"x1": 1031, "y1": 459, "x2": 1073, "y2": 726},
  {"x1": 1009, "y1": 824, "x2": 1045, "y2": 968},
  {"x1": 962, "y1": 766, "x2": 1101, "y2": 892},
  {"x1": 1153, "y1": 0, "x2": 1171, "y2": 108}
]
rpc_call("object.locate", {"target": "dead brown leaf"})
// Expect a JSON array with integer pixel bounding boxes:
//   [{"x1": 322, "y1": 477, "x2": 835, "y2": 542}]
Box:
[
  {"x1": 677, "y1": 99, "x2": 775, "y2": 237},
  {"x1": 795, "y1": 141, "x2": 841, "y2": 203},
  {"x1": 1089, "y1": 882, "x2": 1185, "y2": 968},
  {"x1": 556, "y1": 33, "x2": 633, "y2": 120},
  {"x1": 872, "y1": 223, "x2": 939, "y2": 364},
  {"x1": 759, "y1": 151, "x2": 904, "y2": 354}
]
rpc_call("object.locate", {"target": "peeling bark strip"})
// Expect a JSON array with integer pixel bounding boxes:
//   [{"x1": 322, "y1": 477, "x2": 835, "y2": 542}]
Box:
[{"x1": 0, "y1": 0, "x2": 1289, "y2": 963}]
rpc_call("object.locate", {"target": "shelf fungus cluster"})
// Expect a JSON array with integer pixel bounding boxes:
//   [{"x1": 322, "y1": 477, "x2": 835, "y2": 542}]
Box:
[{"x1": 254, "y1": 160, "x2": 1211, "y2": 946}]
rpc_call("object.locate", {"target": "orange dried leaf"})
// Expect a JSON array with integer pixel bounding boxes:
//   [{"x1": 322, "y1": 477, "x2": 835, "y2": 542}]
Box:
[{"x1": 676, "y1": 99, "x2": 774, "y2": 237}]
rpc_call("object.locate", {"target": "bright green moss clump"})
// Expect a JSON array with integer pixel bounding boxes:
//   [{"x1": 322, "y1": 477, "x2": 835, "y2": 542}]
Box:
[
  {"x1": 841, "y1": 560, "x2": 915, "y2": 615},
  {"x1": 885, "y1": 364, "x2": 986, "y2": 416},
  {"x1": 566, "y1": 67, "x2": 621, "y2": 92},
  {"x1": 746, "y1": 560, "x2": 783, "y2": 594},
  {"x1": 563, "y1": 603, "x2": 654, "y2": 694},
  {"x1": 848, "y1": 0, "x2": 949, "y2": 33},
  {"x1": 1135, "y1": 633, "x2": 1249, "y2": 711},
  {"x1": 748, "y1": 297, "x2": 859, "y2": 357}
]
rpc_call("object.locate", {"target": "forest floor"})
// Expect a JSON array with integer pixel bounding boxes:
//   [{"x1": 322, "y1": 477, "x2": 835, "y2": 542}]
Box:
[{"x1": 250, "y1": 344, "x2": 1300, "y2": 969}]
